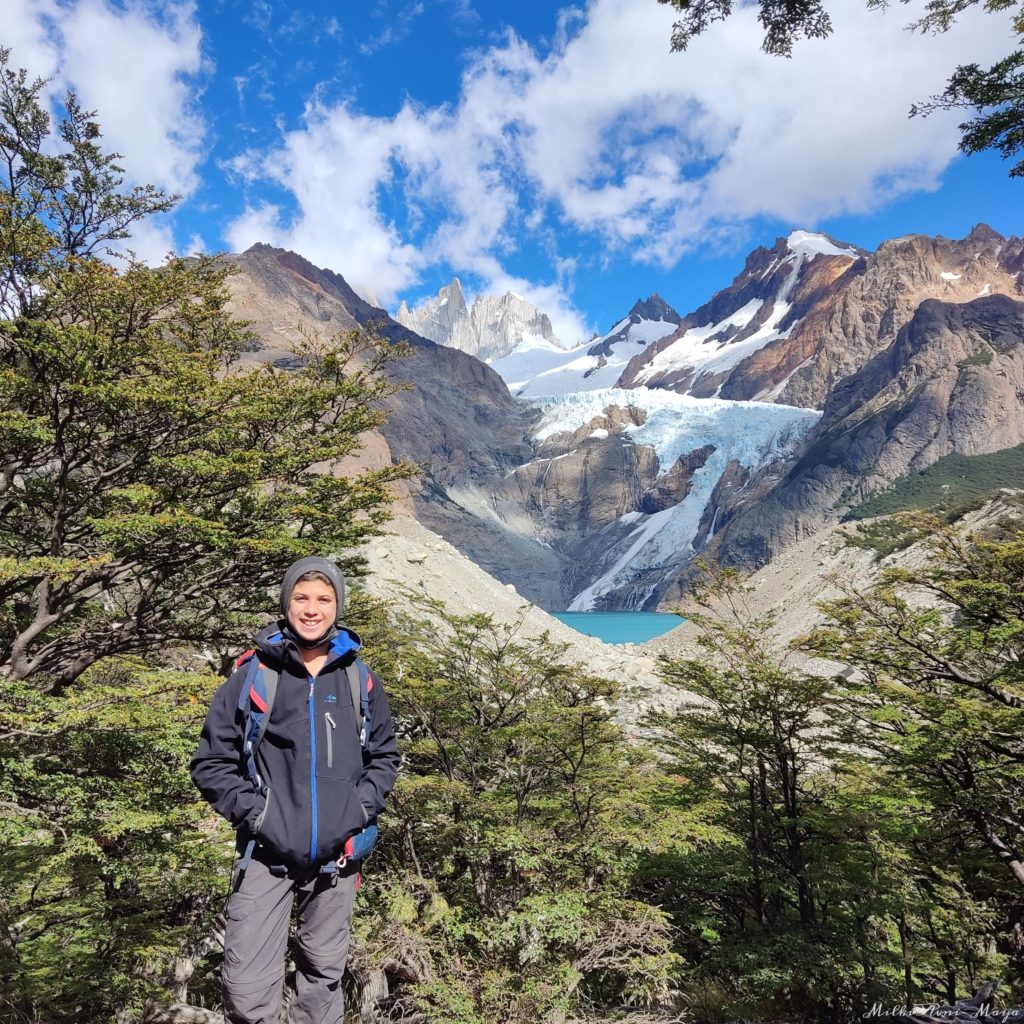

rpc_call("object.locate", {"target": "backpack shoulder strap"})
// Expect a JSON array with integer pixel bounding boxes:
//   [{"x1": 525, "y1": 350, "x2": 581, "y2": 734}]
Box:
[
  {"x1": 345, "y1": 658, "x2": 374, "y2": 749},
  {"x1": 254, "y1": 664, "x2": 279, "y2": 750},
  {"x1": 235, "y1": 654, "x2": 280, "y2": 791}
]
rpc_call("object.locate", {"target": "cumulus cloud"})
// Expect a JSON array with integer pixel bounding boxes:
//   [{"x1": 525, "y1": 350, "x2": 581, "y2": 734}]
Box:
[
  {"x1": 4, "y1": 0, "x2": 205, "y2": 258},
  {"x1": 116, "y1": 216, "x2": 179, "y2": 265},
  {"x1": 58, "y1": 0, "x2": 205, "y2": 197},
  {"x1": 226, "y1": 0, "x2": 1006, "y2": 320}
]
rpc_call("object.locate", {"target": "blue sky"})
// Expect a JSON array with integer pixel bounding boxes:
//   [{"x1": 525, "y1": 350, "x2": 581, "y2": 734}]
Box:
[{"x1": 7, "y1": 0, "x2": 1021, "y2": 343}]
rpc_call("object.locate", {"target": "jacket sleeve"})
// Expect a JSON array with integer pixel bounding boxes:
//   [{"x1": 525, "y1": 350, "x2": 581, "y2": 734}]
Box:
[
  {"x1": 189, "y1": 667, "x2": 266, "y2": 831},
  {"x1": 355, "y1": 669, "x2": 400, "y2": 820}
]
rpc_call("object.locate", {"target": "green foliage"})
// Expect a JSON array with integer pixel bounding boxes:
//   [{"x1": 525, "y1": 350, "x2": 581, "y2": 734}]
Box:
[
  {"x1": 908, "y1": 6, "x2": 1024, "y2": 177},
  {"x1": 353, "y1": 598, "x2": 685, "y2": 1023},
  {"x1": 658, "y1": 0, "x2": 833, "y2": 56},
  {"x1": 957, "y1": 348, "x2": 995, "y2": 368},
  {"x1": 806, "y1": 516, "x2": 1024, "y2": 891},
  {"x1": 0, "y1": 50, "x2": 413, "y2": 691},
  {"x1": 847, "y1": 445, "x2": 1024, "y2": 521},
  {"x1": 0, "y1": 51, "x2": 176, "y2": 316},
  {"x1": 843, "y1": 516, "x2": 930, "y2": 558},
  {"x1": 0, "y1": 659, "x2": 233, "y2": 1022},
  {"x1": 0, "y1": 52, "x2": 411, "y2": 1023},
  {"x1": 652, "y1": 562, "x2": 1009, "y2": 1019}
]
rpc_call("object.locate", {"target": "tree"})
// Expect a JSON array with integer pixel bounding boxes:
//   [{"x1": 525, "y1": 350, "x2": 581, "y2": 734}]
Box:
[
  {"x1": 350, "y1": 597, "x2": 684, "y2": 1024},
  {"x1": 805, "y1": 513, "x2": 1024, "y2": 937},
  {"x1": 652, "y1": 563, "x2": 1006, "y2": 1019},
  {"x1": 657, "y1": 0, "x2": 1024, "y2": 175},
  {"x1": 0, "y1": 50, "x2": 412, "y2": 692},
  {"x1": 0, "y1": 52, "x2": 412, "y2": 1022}
]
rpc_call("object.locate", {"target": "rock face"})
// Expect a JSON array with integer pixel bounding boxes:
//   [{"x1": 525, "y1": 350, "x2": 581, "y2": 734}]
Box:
[
  {"x1": 619, "y1": 231, "x2": 866, "y2": 402},
  {"x1": 395, "y1": 278, "x2": 563, "y2": 361},
  {"x1": 495, "y1": 391, "x2": 819, "y2": 609},
  {"x1": 658, "y1": 291, "x2": 1024, "y2": 602},
  {"x1": 225, "y1": 244, "x2": 536, "y2": 485},
  {"x1": 587, "y1": 294, "x2": 682, "y2": 360},
  {"x1": 620, "y1": 226, "x2": 1024, "y2": 409}
]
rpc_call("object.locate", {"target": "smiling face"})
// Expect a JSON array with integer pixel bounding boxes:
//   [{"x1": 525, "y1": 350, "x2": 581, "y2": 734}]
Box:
[{"x1": 286, "y1": 578, "x2": 338, "y2": 645}]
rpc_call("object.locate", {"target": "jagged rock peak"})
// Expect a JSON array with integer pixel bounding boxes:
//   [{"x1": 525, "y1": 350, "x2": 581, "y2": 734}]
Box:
[
  {"x1": 395, "y1": 278, "x2": 562, "y2": 362},
  {"x1": 966, "y1": 223, "x2": 1003, "y2": 244},
  {"x1": 627, "y1": 294, "x2": 682, "y2": 325},
  {"x1": 738, "y1": 230, "x2": 864, "y2": 278}
]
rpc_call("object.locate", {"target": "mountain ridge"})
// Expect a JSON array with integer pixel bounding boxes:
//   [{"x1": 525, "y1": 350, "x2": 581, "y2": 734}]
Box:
[
  {"x1": 395, "y1": 277, "x2": 562, "y2": 362},
  {"x1": 220, "y1": 224, "x2": 1024, "y2": 612}
]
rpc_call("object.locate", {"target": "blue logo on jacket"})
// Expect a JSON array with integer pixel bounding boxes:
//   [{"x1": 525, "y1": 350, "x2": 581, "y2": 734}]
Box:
[{"x1": 325, "y1": 693, "x2": 337, "y2": 703}]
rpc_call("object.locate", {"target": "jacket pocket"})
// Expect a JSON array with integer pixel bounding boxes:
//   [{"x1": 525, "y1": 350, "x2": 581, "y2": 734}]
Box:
[
  {"x1": 318, "y1": 705, "x2": 361, "y2": 782},
  {"x1": 314, "y1": 778, "x2": 365, "y2": 863},
  {"x1": 253, "y1": 787, "x2": 294, "y2": 863}
]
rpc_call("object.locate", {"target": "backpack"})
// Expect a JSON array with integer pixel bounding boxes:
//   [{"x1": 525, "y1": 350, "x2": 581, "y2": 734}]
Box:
[{"x1": 234, "y1": 650, "x2": 379, "y2": 871}]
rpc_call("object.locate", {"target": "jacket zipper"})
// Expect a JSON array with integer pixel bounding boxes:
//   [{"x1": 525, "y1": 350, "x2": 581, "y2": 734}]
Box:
[
  {"x1": 325, "y1": 712, "x2": 336, "y2": 768},
  {"x1": 308, "y1": 676, "x2": 317, "y2": 862}
]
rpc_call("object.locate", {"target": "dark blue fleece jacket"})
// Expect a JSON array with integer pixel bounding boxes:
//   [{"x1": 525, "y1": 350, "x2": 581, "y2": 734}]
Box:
[{"x1": 190, "y1": 622, "x2": 399, "y2": 870}]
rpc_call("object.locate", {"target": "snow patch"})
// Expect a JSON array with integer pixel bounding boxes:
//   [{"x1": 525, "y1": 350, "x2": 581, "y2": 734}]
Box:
[
  {"x1": 787, "y1": 230, "x2": 860, "y2": 260},
  {"x1": 632, "y1": 296, "x2": 793, "y2": 389},
  {"x1": 940, "y1": 271, "x2": 962, "y2": 281},
  {"x1": 493, "y1": 316, "x2": 679, "y2": 396},
  {"x1": 977, "y1": 283, "x2": 993, "y2": 297}
]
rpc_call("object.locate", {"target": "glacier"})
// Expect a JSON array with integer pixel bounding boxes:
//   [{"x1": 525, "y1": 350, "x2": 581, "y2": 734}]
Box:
[{"x1": 527, "y1": 388, "x2": 821, "y2": 610}]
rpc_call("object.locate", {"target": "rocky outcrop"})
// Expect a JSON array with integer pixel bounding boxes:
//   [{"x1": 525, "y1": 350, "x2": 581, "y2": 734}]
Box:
[
  {"x1": 619, "y1": 231, "x2": 865, "y2": 401},
  {"x1": 223, "y1": 245, "x2": 563, "y2": 592},
  {"x1": 657, "y1": 292, "x2": 1024, "y2": 603},
  {"x1": 587, "y1": 294, "x2": 682, "y2": 360},
  {"x1": 395, "y1": 278, "x2": 563, "y2": 361},
  {"x1": 225, "y1": 244, "x2": 537, "y2": 486}
]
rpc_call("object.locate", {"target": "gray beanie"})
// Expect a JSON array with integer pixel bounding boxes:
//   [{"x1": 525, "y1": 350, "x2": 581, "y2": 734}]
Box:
[{"x1": 279, "y1": 556, "x2": 346, "y2": 621}]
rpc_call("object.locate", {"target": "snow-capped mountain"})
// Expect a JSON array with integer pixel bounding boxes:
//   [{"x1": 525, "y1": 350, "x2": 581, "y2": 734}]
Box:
[
  {"x1": 618, "y1": 231, "x2": 866, "y2": 403},
  {"x1": 491, "y1": 294, "x2": 682, "y2": 397},
  {"x1": 395, "y1": 278, "x2": 562, "y2": 362},
  {"x1": 225, "y1": 225, "x2": 1024, "y2": 613}
]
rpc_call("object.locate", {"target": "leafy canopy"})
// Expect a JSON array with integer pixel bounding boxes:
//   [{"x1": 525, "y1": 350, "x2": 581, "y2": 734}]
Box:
[
  {"x1": 0, "y1": 49, "x2": 412, "y2": 693},
  {"x1": 350, "y1": 596, "x2": 687, "y2": 1024},
  {"x1": 652, "y1": 559, "x2": 1010, "y2": 1016}
]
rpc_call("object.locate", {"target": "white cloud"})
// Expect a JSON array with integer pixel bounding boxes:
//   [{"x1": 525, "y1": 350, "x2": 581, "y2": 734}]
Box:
[
  {"x1": 116, "y1": 216, "x2": 178, "y2": 264},
  {"x1": 225, "y1": 0, "x2": 1007, "y2": 316},
  {"x1": 224, "y1": 102, "x2": 425, "y2": 301},
  {"x1": 4, "y1": 0, "x2": 63, "y2": 103},
  {"x1": 511, "y1": 0, "x2": 1004, "y2": 264},
  {"x1": 58, "y1": 0, "x2": 205, "y2": 198},
  {"x1": 4, "y1": 0, "x2": 205, "y2": 261}
]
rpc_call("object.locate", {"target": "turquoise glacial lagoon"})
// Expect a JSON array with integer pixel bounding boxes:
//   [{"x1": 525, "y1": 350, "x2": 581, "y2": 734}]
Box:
[{"x1": 550, "y1": 611, "x2": 684, "y2": 645}]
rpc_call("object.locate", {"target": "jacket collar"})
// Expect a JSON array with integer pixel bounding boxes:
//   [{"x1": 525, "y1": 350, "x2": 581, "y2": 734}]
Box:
[{"x1": 254, "y1": 620, "x2": 361, "y2": 673}]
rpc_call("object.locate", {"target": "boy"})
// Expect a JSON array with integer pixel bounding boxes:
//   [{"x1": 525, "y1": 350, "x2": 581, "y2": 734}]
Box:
[{"x1": 190, "y1": 556, "x2": 399, "y2": 1024}]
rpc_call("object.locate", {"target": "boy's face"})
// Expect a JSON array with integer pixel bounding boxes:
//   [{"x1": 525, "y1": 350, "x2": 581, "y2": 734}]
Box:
[{"x1": 287, "y1": 579, "x2": 338, "y2": 644}]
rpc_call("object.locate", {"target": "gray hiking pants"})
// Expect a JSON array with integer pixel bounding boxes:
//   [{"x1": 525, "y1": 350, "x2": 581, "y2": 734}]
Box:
[{"x1": 221, "y1": 857, "x2": 359, "y2": 1024}]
